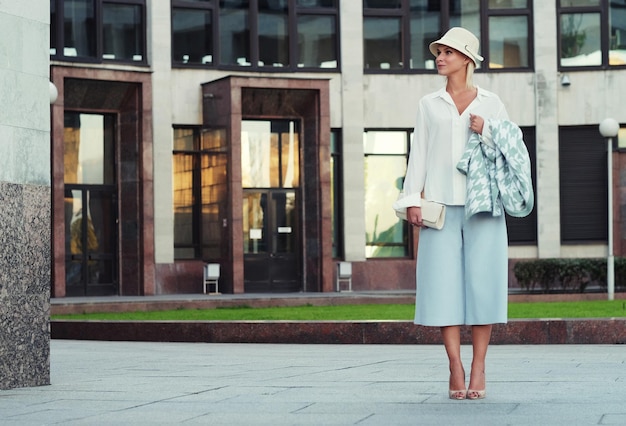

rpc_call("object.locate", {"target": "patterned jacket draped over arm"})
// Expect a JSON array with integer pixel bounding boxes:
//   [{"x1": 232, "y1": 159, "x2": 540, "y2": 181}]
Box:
[{"x1": 456, "y1": 119, "x2": 534, "y2": 219}]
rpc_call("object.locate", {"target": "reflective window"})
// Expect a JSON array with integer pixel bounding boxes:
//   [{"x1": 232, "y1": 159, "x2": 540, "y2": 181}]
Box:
[
  {"x1": 364, "y1": 17, "x2": 402, "y2": 70},
  {"x1": 173, "y1": 127, "x2": 228, "y2": 260},
  {"x1": 560, "y1": 13, "x2": 601, "y2": 66},
  {"x1": 488, "y1": 0, "x2": 528, "y2": 8},
  {"x1": 363, "y1": 130, "x2": 410, "y2": 258},
  {"x1": 297, "y1": 0, "x2": 337, "y2": 6},
  {"x1": 409, "y1": 1, "x2": 440, "y2": 70},
  {"x1": 297, "y1": 15, "x2": 337, "y2": 68},
  {"x1": 241, "y1": 120, "x2": 300, "y2": 189},
  {"x1": 51, "y1": 0, "x2": 58, "y2": 55},
  {"x1": 64, "y1": 112, "x2": 117, "y2": 295},
  {"x1": 483, "y1": 1, "x2": 532, "y2": 70},
  {"x1": 103, "y1": 4, "x2": 143, "y2": 62},
  {"x1": 618, "y1": 127, "x2": 626, "y2": 150},
  {"x1": 62, "y1": 0, "x2": 96, "y2": 58},
  {"x1": 364, "y1": 0, "x2": 402, "y2": 8},
  {"x1": 51, "y1": 0, "x2": 146, "y2": 64},
  {"x1": 295, "y1": 1, "x2": 339, "y2": 70},
  {"x1": 220, "y1": 2, "x2": 250, "y2": 66},
  {"x1": 173, "y1": 149, "x2": 194, "y2": 259},
  {"x1": 489, "y1": 15, "x2": 529, "y2": 68},
  {"x1": 258, "y1": 1, "x2": 290, "y2": 68},
  {"x1": 610, "y1": 1, "x2": 626, "y2": 65},
  {"x1": 449, "y1": 0, "x2": 480, "y2": 33},
  {"x1": 559, "y1": 0, "x2": 626, "y2": 68},
  {"x1": 364, "y1": 0, "x2": 532, "y2": 72},
  {"x1": 172, "y1": 7, "x2": 214, "y2": 65},
  {"x1": 64, "y1": 113, "x2": 115, "y2": 185},
  {"x1": 330, "y1": 130, "x2": 343, "y2": 258},
  {"x1": 560, "y1": 0, "x2": 600, "y2": 6},
  {"x1": 174, "y1": 1, "x2": 339, "y2": 70}
]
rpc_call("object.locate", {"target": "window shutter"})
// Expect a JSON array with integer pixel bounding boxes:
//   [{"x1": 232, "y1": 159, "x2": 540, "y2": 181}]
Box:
[{"x1": 559, "y1": 126, "x2": 608, "y2": 242}]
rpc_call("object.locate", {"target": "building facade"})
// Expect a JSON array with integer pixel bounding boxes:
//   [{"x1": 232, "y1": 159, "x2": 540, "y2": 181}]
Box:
[{"x1": 49, "y1": 0, "x2": 626, "y2": 297}]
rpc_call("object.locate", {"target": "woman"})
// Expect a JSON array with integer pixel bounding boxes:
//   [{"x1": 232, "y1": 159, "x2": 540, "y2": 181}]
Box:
[{"x1": 398, "y1": 28, "x2": 510, "y2": 400}]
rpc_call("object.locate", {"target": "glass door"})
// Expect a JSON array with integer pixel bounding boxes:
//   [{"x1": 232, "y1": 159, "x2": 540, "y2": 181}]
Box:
[
  {"x1": 243, "y1": 190, "x2": 299, "y2": 292},
  {"x1": 242, "y1": 119, "x2": 301, "y2": 292},
  {"x1": 64, "y1": 112, "x2": 118, "y2": 296}
]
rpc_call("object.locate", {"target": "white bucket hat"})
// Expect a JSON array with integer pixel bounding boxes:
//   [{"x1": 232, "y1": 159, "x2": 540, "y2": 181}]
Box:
[{"x1": 429, "y1": 27, "x2": 483, "y2": 65}]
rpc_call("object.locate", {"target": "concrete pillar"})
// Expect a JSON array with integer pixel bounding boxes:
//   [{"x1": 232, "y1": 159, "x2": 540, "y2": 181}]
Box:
[
  {"x1": 150, "y1": 1, "x2": 175, "y2": 265},
  {"x1": 0, "y1": 2, "x2": 51, "y2": 389},
  {"x1": 533, "y1": 0, "x2": 562, "y2": 258},
  {"x1": 340, "y1": 1, "x2": 367, "y2": 261}
]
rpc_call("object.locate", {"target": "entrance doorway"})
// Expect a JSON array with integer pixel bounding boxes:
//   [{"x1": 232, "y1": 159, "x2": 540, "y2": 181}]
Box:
[
  {"x1": 243, "y1": 190, "x2": 300, "y2": 292},
  {"x1": 201, "y1": 78, "x2": 333, "y2": 294},
  {"x1": 63, "y1": 112, "x2": 118, "y2": 296},
  {"x1": 242, "y1": 120, "x2": 301, "y2": 292}
]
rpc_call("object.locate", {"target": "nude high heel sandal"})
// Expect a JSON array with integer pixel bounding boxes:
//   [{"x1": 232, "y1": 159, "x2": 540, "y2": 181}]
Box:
[
  {"x1": 448, "y1": 371, "x2": 467, "y2": 400},
  {"x1": 449, "y1": 389, "x2": 467, "y2": 400},
  {"x1": 466, "y1": 389, "x2": 486, "y2": 400}
]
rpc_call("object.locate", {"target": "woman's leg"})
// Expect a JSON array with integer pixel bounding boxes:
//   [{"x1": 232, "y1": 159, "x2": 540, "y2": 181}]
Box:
[
  {"x1": 468, "y1": 324, "x2": 492, "y2": 399},
  {"x1": 441, "y1": 325, "x2": 465, "y2": 398}
]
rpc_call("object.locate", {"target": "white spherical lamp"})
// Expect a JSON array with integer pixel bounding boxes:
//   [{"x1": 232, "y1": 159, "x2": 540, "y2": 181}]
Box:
[
  {"x1": 49, "y1": 81, "x2": 58, "y2": 105},
  {"x1": 599, "y1": 118, "x2": 619, "y2": 138}
]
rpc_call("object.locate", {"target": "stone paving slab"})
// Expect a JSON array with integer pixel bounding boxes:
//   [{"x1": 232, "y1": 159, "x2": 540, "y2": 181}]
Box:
[{"x1": 0, "y1": 341, "x2": 625, "y2": 425}]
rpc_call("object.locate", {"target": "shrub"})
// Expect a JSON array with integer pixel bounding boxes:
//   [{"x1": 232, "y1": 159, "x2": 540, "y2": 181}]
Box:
[{"x1": 513, "y1": 258, "x2": 626, "y2": 293}]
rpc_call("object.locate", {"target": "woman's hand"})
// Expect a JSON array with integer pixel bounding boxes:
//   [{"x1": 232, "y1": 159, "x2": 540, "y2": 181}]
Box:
[
  {"x1": 469, "y1": 113, "x2": 484, "y2": 135},
  {"x1": 407, "y1": 206, "x2": 423, "y2": 228}
]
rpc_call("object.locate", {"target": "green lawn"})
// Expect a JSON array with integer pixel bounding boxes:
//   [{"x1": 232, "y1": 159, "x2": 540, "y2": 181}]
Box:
[{"x1": 52, "y1": 300, "x2": 626, "y2": 321}]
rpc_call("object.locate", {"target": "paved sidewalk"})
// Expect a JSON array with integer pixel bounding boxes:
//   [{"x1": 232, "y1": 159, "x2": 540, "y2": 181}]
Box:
[{"x1": 1, "y1": 341, "x2": 625, "y2": 425}]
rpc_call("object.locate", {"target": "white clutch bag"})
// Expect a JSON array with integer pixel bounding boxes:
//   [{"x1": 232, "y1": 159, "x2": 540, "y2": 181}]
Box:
[{"x1": 394, "y1": 199, "x2": 446, "y2": 230}]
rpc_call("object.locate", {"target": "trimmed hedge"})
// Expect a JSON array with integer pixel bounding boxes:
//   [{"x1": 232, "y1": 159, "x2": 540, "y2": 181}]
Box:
[{"x1": 513, "y1": 258, "x2": 626, "y2": 293}]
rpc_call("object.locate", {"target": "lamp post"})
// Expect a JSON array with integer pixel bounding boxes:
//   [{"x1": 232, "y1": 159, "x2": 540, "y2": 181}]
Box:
[{"x1": 599, "y1": 118, "x2": 619, "y2": 301}]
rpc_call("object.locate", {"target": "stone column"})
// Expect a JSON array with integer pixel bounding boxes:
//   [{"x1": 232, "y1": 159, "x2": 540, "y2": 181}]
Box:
[
  {"x1": 533, "y1": 0, "x2": 561, "y2": 258},
  {"x1": 340, "y1": 0, "x2": 367, "y2": 262},
  {"x1": 0, "y1": 2, "x2": 51, "y2": 389}
]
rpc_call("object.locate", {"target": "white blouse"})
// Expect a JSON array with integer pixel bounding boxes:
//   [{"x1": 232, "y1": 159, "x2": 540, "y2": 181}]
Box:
[{"x1": 399, "y1": 86, "x2": 509, "y2": 208}]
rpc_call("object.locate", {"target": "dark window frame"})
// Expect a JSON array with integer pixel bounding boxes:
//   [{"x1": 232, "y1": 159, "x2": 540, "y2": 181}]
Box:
[
  {"x1": 171, "y1": 0, "x2": 340, "y2": 72},
  {"x1": 484, "y1": 2, "x2": 534, "y2": 70},
  {"x1": 171, "y1": 0, "x2": 218, "y2": 68},
  {"x1": 557, "y1": 0, "x2": 626, "y2": 70},
  {"x1": 50, "y1": 0, "x2": 147, "y2": 65},
  {"x1": 363, "y1": 128, "x2": 413, "y2": 259},
  {"x1": 330, "y1": 129, "x2": 344, "y2": 259},
  {"x1": 363, "y1": 0, "x2": 534, "y2": 74},
  {"x1": 172, "y1": 125, "x2": 218, "y2": 260}
]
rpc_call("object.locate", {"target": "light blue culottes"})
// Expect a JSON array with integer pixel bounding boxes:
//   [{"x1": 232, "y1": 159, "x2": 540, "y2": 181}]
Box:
[{"x1": 414, "y1": 206, "x2": 508, "y2": 326}]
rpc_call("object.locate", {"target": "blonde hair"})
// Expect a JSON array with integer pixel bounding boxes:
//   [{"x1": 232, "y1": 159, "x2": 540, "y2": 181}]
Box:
[{"x1": 465, "y1": 61, "x2": 475, "y2": 89}]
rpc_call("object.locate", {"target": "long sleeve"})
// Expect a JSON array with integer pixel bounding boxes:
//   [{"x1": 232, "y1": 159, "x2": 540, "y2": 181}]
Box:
[{"x1": 395, "y1": 100, "x2": 428, "y2": 209}]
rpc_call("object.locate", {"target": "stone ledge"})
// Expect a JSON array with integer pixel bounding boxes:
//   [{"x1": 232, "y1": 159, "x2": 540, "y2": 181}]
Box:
[
  {"x1": 51, "y1": 318, "x2": 626, "y2": 345},
  {"x1": 50, "y1": 292, "x2": 626, "y2": 315},
  {"x1": 50, "y1": 295, "x2": 417, "y2": 315}
]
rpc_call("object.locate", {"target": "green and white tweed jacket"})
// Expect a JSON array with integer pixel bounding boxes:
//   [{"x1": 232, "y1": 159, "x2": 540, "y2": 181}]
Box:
[{"x1": 456, "y1": 119, "x2": 534, "y2": 219}]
